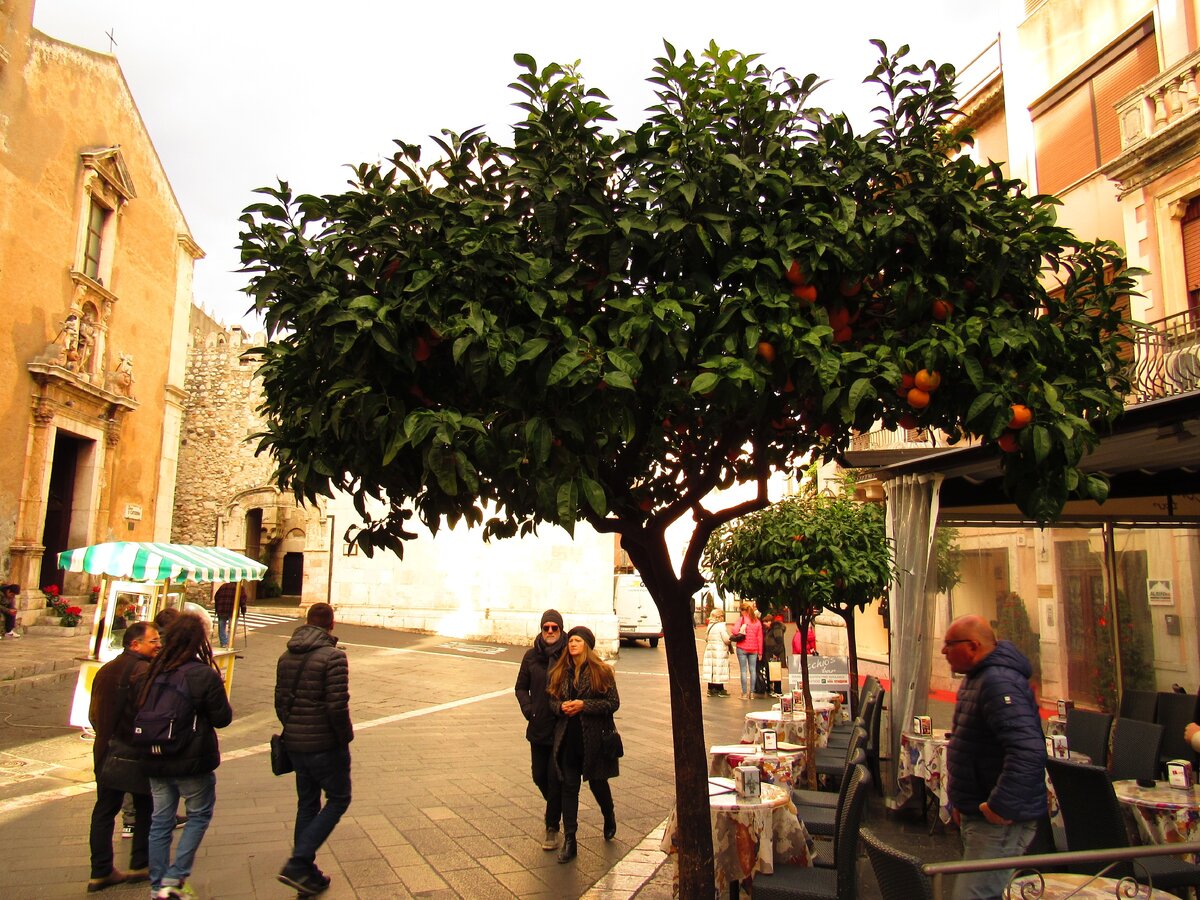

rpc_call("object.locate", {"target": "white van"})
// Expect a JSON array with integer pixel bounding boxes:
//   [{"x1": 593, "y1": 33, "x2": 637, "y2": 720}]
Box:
[{"x1": 613, "y1": 574, "x2": 663, "y2": 648}]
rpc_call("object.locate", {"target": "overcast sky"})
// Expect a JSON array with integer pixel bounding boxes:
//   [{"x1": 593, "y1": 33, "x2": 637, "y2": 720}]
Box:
[{"x1": 32, "y1": 0, "x2": 1011, "y2": 328}]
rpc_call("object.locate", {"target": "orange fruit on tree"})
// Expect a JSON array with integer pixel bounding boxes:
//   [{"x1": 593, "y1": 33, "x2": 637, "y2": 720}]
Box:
[
  {"x1": 756, "y1": 341, "x2": 777, "y2": 363},
  {"x1": 833, "y1": 326, "x2": 853, "y2": 343},
  {"x1": 931, "y1": 299, "x2": 953, "y2": 321},
  {"x1": 792, "y1": 284, "x2": 818, "y2": 304},
  {"x1": 897, "y1": 413, "x2": 919, "y2": 429},
  {"x1": 838, "y1": 277, "x2": 863, "y2": 298},
  {"x1": 906, "y1": 387, "x2": 931, "y2": 409},
  {"x1": 1008, "y1": 403, "x2": 1033, "y2": 430},
  {"x1": 914, "y1": 369, "x2": 941, "y2": 392},
  {"x1": 997, "y1": 431, "x2": 1020, "y2": 453},
  {"x1": 786, "y1": 260, "x2": 807, "y2": 286}
]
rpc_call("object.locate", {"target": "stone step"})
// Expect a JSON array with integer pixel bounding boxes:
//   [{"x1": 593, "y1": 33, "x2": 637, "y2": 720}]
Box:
[
  {"x1": 21, "y1": 623, "x2": 93, "y2": 637},
  {"x1": 0, "y1": 666, "x2": 79, "y2": 696}
]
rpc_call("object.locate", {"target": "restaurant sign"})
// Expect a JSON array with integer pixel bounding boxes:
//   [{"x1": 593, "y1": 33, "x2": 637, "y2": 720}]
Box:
[{"x1": 788, "y1": 654, "x2": 851, "y2": 692}]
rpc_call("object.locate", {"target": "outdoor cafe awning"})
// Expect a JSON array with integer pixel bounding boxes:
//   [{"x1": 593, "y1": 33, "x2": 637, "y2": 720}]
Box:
[{"x1": 57, "y1": 542, "x2": 267, "y2": 583}]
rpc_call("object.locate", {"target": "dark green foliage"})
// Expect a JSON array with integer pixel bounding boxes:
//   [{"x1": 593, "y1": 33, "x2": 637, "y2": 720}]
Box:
[{"x1": 992, "y1": 592, "x2": 1042, "y2": 687}]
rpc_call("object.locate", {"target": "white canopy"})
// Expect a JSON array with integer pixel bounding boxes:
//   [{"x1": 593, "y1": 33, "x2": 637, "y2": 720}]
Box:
[{"x1": 57, "y1": 542, "x2": 267, "y2": 583}]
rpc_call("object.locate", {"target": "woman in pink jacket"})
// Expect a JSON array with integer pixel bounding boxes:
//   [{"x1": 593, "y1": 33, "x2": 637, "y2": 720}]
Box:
[{"x1": 732, "y1": 602, "x2": 764, "y2": 699}]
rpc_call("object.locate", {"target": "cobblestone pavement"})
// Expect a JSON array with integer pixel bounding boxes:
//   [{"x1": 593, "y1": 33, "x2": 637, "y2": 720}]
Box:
[{"x1": 0, "y1": 618, "x2": 764, "y2": 898}]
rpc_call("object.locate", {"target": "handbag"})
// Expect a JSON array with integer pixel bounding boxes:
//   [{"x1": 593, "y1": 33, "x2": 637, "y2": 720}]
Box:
[
  {"x1": 271, "y1": 653, "x2": 313, "y2": 776},
  {"x1": 729, "y1": 631, "x2": 747, "y2": 643},
  {"x1": 601, "y1": 725, "x2": 624, "y2": 760},
  {"x1": 99, "y1": 737, "x2": 150, "y2": 795}
]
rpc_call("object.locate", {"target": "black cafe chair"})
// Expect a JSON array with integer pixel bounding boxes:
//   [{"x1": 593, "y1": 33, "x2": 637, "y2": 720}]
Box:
[
  {"x1": 861, "y1": 827, "x2": 933, "y2": 900},
  {"x1": 1155, "y1": 691, "x2": 1200, "y2": 773},
  {"x1": 755, "y1": 764, "x2": 871, "y2": 900},
  {"x1": 1046, "y1": 758, "x2": 1200, "y2": 893},
  {"x1": 1118, "y1": 689, "x2": 1158, "y2": 723},
  {"x1": 1108, "y1": 717, "x2": 1163, "y2": 783},
  {"x1": 794, "y1": 746, "x2": 866, "y2": 840},
  {"x1": 1064, "y1": 707, "x2": 1112, "y2": 768},
  {"x1": 793, "y1": 734, "x2": 866, "y2": 813}
]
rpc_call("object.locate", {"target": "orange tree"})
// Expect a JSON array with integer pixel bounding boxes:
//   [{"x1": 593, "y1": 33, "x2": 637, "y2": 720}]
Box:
[
  {"x1": 703, "y1": 478, "x2": 894, "y2": 730},
  {"x1": 239, "y1": 41, "x2": 1133, "y2": 896}
]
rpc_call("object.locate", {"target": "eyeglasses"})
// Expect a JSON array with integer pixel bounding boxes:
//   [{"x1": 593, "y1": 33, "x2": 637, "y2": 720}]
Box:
[{"x1": 542, "y1": 625, "x2": 560, "y2": 633}]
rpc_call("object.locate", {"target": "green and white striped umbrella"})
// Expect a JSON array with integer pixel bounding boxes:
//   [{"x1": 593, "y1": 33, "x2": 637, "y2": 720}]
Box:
[{"x1": 57, "y1": 542, "x2": 267, "y2": 583}]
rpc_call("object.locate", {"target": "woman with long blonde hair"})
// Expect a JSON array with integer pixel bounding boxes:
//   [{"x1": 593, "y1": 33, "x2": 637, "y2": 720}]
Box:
[{"x1": 547, "y1": 626, "x2": 619, "y2": 863}]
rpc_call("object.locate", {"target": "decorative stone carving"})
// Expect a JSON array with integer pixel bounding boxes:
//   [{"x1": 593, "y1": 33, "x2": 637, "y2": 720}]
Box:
[{"x1": 108, "y1": 352, "x2": 135, "y2": 398}]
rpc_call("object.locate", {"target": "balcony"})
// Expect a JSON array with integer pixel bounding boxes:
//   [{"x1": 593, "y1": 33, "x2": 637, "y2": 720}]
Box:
[
  {"x1": 1104, "y1": 47, "x2": 1200, "y2": 192},
  {"x1": 1128, "y1": 308, "x2": 1200, "y2": 404}
]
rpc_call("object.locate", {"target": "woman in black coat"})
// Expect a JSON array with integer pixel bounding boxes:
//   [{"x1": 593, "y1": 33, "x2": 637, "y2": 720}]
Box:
[
  {"x1": 514, "y1": 609, "x2": 567, "y2": 851},
  {"x1": 548, "y1": 625, "x2": 619, "y2": 863}
]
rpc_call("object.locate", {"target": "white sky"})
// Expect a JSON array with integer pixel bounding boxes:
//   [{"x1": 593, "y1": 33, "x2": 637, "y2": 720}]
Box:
[{"x1": 32, "y1": 0, "x2": 1012, "y2": 328}]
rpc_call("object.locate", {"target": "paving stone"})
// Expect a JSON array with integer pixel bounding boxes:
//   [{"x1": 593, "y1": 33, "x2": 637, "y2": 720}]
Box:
[{"x1": 391, "y1": 861, "x2": 447, "y2": 892}]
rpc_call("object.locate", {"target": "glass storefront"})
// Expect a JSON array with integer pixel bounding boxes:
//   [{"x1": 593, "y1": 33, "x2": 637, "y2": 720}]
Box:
[{"x1": 928, "y1": 521, "x2": 1200, "y2": 713}]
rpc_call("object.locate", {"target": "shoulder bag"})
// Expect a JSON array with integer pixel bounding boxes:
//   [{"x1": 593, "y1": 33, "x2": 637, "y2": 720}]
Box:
[
  {"x1": 271, "y1": 654, "x2": 312, "y2": 776},
  {"x1": 601, "y1": 715, "x2": 624, "y2": 760},
  {"x1": 98, "y1": 661, "x2": 151, "y2": 794}
]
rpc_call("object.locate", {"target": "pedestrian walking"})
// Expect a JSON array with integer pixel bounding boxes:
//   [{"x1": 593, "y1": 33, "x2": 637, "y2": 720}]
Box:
[
  {"x1": 701, "y1": 608, "x2": 732, "y2": 697},
  {"x1": 731, "y1": 602, "x2": 763, "y2": 699},
  {"x1": 211, "y1": 582, "x2": 243, "y2": 649},
  {"x1": 275, "y1": 602, "x2": 353, "y2": 896},
  {"x1": 514, "y1": 608, "x2": 567, "y2": 851},
  {"x1": 763, "y1": 614, "x2": 787, "y2": 696},
  {"x1": 86, "y1": 621, "x2": 161, "y2": 893},
  {"x1": 548, "y1": 625, "x2": 619, "y2": 863},
  {"x1": 135, "y1": 612, "x2": 233, "y2": 900},
  {"x1": 943, "y1": 614, "x2": 1046, "y2": 900}
]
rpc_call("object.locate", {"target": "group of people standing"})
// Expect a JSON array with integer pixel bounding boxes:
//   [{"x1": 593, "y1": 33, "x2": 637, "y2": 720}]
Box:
[
  {"x1": 702, "y1": 602, "x2": 817, "y2": 699},
  {"x1": 514, "y1": 609, "x2": 620, "y2": 864},
  {"x1": 87, "y1": 600, "x2": 352, "y2": 898}
]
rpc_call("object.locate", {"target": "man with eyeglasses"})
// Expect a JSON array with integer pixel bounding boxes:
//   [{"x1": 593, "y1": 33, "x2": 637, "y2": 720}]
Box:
[
  {"x1": 942, "y1": 615, "x2": 1047, "y2": 900},
  {"x1": 86, "y1": 621, "x2": 161, "y2": 892},
  {"x1": 515, "y1": 609, "x2": 567, "y2": 852}
]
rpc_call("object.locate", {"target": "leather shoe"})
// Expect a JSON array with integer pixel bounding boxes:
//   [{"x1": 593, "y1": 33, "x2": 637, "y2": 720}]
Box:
[
  {"x1": 603, "y1": 814, "x2": 617, "y2": 841},
  {"x1": 86, "y1": 870, "x2": 128, "y2": 892},
  {"x1": 124, "y1": 868, "x2": 149, "y2": 884},
  {"x1": 557, "y1": 834, "x2": 577, "y2": 863}
]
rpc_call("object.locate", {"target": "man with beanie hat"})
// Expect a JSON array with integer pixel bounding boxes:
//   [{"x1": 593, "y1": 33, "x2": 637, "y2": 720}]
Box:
[{"x1": 515, "y1": 609, "x2": 567, "y2": 850}]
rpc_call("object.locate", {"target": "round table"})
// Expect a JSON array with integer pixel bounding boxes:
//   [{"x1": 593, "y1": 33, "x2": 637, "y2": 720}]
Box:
[
  {"x1": 660, "y1": 781, "x2": 814, "y2": 896},
  {"x1": 1112, "y1": 779, "x2": 1200, "y2": 847},
  {"x1": 1007, "y1": 871, "x2": 1176, "y2": 898},
  {"x1": 742, "y1": 705, "x2": 834, "y2": 747},
  {"x1": 709, "y1": 745, "x2": 809, "y2": 787}
]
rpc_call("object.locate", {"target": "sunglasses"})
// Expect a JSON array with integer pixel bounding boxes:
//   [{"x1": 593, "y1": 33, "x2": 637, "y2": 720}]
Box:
[{"x1": 542, "y1": 624, "x2": 561, "y2": 633}]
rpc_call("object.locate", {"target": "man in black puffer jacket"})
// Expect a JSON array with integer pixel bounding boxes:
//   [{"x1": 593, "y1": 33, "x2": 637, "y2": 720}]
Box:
[
  {"x1": 515, "y1": 609, "x2": 567, "y2": 852},
  {"x1": 944, "y1": 615, "x2": 1047, "y2": 900},
  {"x1": 275, "y1": 603, "x2": 352, "y2": 896}
]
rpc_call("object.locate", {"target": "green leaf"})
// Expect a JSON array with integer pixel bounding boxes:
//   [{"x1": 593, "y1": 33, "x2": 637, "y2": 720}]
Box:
[
  {"x1": 690, "y1": 372, "x2": 720, "y2": 395},
  {"x1": 556, "y1": 480, "x2": 579, "y2": 527},
  {"x1": 547, "y1": 352, "x2": 585, "y2": 386},
  {"x1": 580, "y1": 477, "x2": 607, "y2": 516}
]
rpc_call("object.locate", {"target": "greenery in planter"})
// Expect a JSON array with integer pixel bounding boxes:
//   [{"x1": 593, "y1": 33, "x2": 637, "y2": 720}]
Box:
[
  {"x1": 258, "y1": 578, "x2": 283, "y2": 599},
  {"x1": 992, "y1": 592, "x2": 1041, "y2": 689}
]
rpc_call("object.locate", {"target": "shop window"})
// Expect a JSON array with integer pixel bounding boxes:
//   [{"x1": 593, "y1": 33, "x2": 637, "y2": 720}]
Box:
[
  {"x1": 1031, "y1": 22, "x2": 1159, "y2": 195},
  {"x1": 82, "y1": 198, "x2": 109, "y2": 281}
]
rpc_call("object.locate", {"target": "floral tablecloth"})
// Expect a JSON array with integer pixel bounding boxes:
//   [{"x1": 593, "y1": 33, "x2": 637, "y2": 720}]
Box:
[
  {"x1": 742, "y1": 705, "x2": 834, "y2": 748},
  {"x1": 660, "y1": 781, "x2": 814, "y2": 897},
  {"x1": 896, "y1": 731, "x2": 951, "y2": 822},
  {"x1": 709, "y1": 745, "x2": 809, "y2": 787},
  {"x1": 1007, "y1": 872, "x2": 1175, "y2": 899},
  {"x1": 1113, "y1": 779, "x2": 1200, "y2": 848}
]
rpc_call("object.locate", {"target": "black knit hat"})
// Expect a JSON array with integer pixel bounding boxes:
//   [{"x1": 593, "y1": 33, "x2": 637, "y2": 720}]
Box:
[
  {"x1": 541, "y1": 609, "x2": 564, "y2": 630},
  {"x1": 567, "y1": 625, "x2": 596, "y2": 649}
]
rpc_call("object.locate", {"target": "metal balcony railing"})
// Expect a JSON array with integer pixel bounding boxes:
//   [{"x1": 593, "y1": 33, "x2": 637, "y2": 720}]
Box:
[{"x1": 1128, "y1": 308, "x2": 1200, "y2": 404}]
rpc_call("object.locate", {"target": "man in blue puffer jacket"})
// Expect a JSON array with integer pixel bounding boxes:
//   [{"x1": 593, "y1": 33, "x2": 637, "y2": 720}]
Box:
[{"x1": 944, "y1": 614, "x2": 1047, "y2": 900}]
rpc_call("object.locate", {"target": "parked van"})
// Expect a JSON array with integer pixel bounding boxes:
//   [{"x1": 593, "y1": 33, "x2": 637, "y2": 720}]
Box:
[{"x1": 613, "y1": 574, "x2": 663, "y2": 647}]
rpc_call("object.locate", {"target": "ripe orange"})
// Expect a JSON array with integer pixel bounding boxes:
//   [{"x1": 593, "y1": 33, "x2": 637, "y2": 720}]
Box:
[
  {"x1": 786, "y1": 260, "x2": 807, "y2": 286},
  {"x1": 792, "y1": 284, "x2": 818, "y2": 304},
  {"x1": 906, "y1": 388, "x2": 931, "y2": 409},
  {"x1": 931, "y1": 299, "x2": 953, "y2": 321},
  {"x1": 413, "y1": 337, "x2": 431, "y2": 362},
  {"x1": 997, "y1": 431, "x2": 1019, "y2": 453},
  {"x1": 897, "y1": 413, "x2": 919, "y2": 429},
  {"x1": 828, "y1": 307, "x2": 850, "y2": 330},
  {"x1": 914, "y1": 369, "x2": 941, "y2": 392},
  {"x1": 1008, "y1": 403, "x2": 1033, "y2": 430},
  {"x1": 838, "y1": 277, "x2": 863, "y2": 298},
  {"x1": 757, "y1": 341, "x2": 777, "y2": 363},
  {"x1": 817, "y1": 422, "x2": 835, "y2": 438},
  {"x1": 833, "y1": 326, "x2": 853, "y2": 343}
]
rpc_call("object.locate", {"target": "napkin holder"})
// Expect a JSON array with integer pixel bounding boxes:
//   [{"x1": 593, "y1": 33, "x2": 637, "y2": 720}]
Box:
[
  {"x1": 912, "y1": 715, "x2": 932, "y2": 736},
  {"x1": 735, "y1": 764, "x2": 761, "y2": 800},
  {"x1": 1056, "y1": 699, "x2": 1074, "y2": 718},
  {"x1": 1167, "y1": 759, "x2": 1194, "y2": 790}
]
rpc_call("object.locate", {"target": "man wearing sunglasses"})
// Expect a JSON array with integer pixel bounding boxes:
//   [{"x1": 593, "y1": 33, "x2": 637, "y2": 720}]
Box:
[
  {"x1": 943, "y1": 614, "x2": 1047, "y2": 899},
  {"x1": 515, "y1": 609, "x2": 567, "y2": 852}
]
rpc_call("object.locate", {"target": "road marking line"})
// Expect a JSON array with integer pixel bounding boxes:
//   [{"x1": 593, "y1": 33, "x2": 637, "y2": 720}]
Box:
[{"x1": 582, "y1": 815, "x2": 671, "y2": 898}]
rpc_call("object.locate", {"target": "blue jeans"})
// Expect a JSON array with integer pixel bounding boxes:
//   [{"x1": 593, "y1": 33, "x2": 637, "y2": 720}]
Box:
[
  {"x1": 217, "y1": 616, "x2": 231, "y2": 647},
  {"x1": 290, "y1": 746, "x2": 352, "y2": 866},
  {"x1": 149, "y1": 772, "x2": 216, "y2": 890},
  {"x1": 735, "y1": 648, "x2": 759, "y2": 694},
  {"x1": 954, "y1": 814, "x2": 1037, "y2": 900}
]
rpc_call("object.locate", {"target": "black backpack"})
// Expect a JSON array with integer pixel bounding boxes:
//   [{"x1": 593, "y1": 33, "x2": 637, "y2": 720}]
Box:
[{"x1": 132, "y1": 665, "x2": 198, "y2": 756}]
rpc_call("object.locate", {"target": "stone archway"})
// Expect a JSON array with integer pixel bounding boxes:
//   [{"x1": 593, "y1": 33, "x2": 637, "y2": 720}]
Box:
[{"x1": 217, "y1": 487, "x2": 327, "y2": 606}]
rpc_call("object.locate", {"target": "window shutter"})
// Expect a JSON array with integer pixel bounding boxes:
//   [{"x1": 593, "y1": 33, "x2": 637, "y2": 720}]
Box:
[
  {"x1": 1033, "y1": 85, "x2": 1095, "y2": 195},
  {"x1": 1183, "y1": 198, "x2": 1200, "y2": 294},
  {"x1": 1093, "y1": 33, "x2": 1159, "y2": 164}
]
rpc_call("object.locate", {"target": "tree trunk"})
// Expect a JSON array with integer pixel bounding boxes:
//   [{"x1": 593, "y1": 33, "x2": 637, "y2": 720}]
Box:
[{"x1": 841, "y1": 607, "x2": 860, "y2": 717}]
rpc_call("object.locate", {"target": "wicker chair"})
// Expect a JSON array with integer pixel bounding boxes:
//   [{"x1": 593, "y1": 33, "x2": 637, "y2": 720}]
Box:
[
  {"x1": 1108, "y1": 717, "x2": 1163, "y2": 783},
  {"x1": 1064, "y1": 707, "x2": 1112, "y2": 768},
  {"x1": 1118, "y1": 689, "x2": 1158, "y2": 723},
  {"x1": 860, "y1": 827, "x2": 933, "y2": 900}
]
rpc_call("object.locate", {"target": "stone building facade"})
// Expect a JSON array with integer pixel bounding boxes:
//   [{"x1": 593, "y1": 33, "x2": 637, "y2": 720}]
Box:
[{"x1": 0, "y1": 0, "x2": 200, "y2": 618}]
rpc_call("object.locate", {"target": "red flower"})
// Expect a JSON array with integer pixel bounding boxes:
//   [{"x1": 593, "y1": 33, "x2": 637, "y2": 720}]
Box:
[
  {"x1": 43, "y1": 584, "x2": 60, "y2": 596},
  {"x1": 91, "y1": 586, "x2": 101, "y2": 593},
  {"x1": 66, "y1": 606, "x2": 82, "y2": 615}
]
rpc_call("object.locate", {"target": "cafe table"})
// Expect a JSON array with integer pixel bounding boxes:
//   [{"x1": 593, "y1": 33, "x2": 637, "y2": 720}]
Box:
[
  {"x1": 709, "y1": 743, "x2": 809, "y2": 787},
  {"x1": 1112, "y1": 779, "x2": 1200, "y2": 849},
  {"x1": 1007, "y1": 871, "x2": 1175, "y2": 898},
  {"x1": 742, "y1": 704, "x2": 835, "y2": 747},
  {"x1": 660, "y1": 779, "x2": 814, "y2": 897}
]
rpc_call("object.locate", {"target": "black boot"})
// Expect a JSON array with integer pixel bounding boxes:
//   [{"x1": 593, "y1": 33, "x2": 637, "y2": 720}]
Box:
[
  {"x1": 557, "y1": 833, "x2": 577, "y2": 863},
  {"x1": 603, "y1": 813, "x2": 617, "y2": 841}
]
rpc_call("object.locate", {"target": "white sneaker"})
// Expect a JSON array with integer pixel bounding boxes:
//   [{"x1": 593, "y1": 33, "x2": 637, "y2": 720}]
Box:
[{"x1": 4, "y1": 631, "x2": 18, "y2": 639}]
